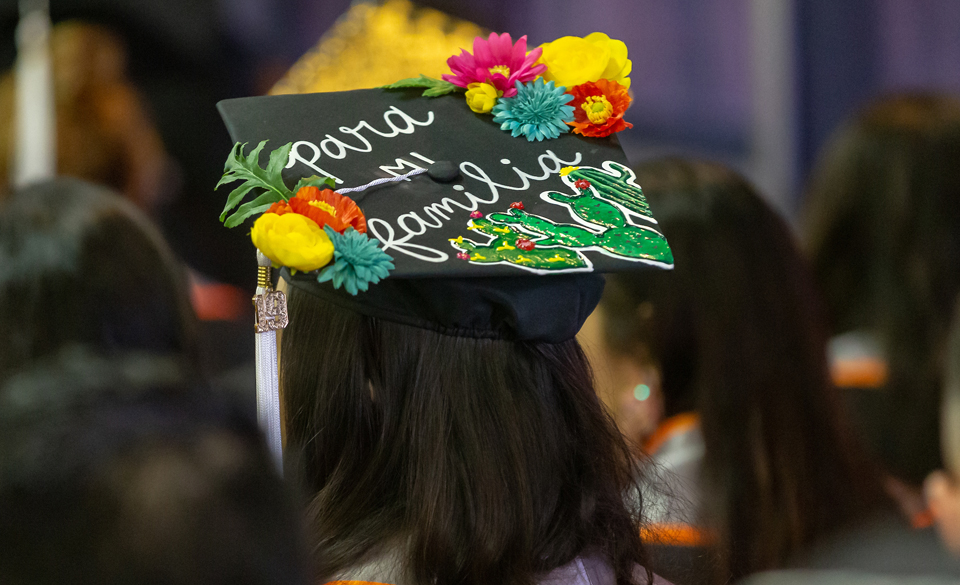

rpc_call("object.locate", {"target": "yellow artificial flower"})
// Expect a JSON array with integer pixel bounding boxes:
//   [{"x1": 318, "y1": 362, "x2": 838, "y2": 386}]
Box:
[
  {"x1": 465, "y1": 82, "x2": 503, "y2": 114},
  {"x1": 251, "y1": 212, "x2": 334, "y2": 272},
  {"x1": 538, "y1": 32, "x2": 632, "y2": 89}
]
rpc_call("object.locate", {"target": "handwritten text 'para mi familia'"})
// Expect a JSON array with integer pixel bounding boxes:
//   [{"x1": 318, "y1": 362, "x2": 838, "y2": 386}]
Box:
[{"x1": 284, "y1": 105, "x2": 582, "y2": 263}]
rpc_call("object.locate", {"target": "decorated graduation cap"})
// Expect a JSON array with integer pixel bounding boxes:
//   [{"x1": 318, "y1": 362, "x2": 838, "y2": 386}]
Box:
[{"x1": 216, "y1": 31, "x2": 673, "y2": 465}]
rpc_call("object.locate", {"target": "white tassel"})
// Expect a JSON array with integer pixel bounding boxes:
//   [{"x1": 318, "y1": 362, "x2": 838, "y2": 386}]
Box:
[
  {"x1": 254, "y1": 251, "x2": 286, "y2": 472},
  {"x1": 247, "y1": 168, "x2": 427, "y2": 470}
]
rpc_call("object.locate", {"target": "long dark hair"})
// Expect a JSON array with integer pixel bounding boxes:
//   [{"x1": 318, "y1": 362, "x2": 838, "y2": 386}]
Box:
[
  {"x1": 0, "y1": 178, "x2": 199, "y2": 379},
  {"x1": 281, "y1": 285, "x2": 650, "y2": 585},
  {"x1": 600, "y1": 158, "x2": 883, "y2": 581},
  {"x1": 803, "y1": 93, "x2": 960, "y2": 484}
]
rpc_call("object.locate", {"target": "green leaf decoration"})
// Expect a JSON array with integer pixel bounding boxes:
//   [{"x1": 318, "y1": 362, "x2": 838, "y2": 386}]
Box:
[
  {"x1": 421, "y1": 81, "x2": 462, "y2": 97},
  {"x1": 217, "y1": 141, "x2": 294, "y2": 227},
  {"x1": 380, "y1": 74, "x2": 463, "y2": 98},
  {"x1": 293, "y1": 175, "x2": 336, "y2": 193}
]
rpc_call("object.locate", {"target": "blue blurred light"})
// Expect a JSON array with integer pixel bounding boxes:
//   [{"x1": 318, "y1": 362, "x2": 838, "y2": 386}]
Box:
[{"x1": 633, "y1": 384, "x2": 651, "y2": 401}]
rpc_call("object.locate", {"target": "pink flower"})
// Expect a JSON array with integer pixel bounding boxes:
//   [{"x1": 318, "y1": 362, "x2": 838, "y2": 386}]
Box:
[{"x1": 443, "y1": 33, "x2": 546, "y2": 98}]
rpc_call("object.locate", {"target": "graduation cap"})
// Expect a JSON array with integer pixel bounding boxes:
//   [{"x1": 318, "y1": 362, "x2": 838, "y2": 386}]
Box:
[
  {"x1": 216, "y1": 32, "x2": 673, "y2": 464},
  {"x1": 219, "y1": 86, "x2": 672, "y2": 337}
]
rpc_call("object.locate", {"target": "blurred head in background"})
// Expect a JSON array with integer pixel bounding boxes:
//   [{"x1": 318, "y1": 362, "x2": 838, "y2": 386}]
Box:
[
  {"x1": 0, "y1": 352, "x2": 309, "y2": 585},
  {"x1": 589, "y1": 157, "x2": 882, "y2": 582},
  {"x1": 0, "y1": 178, "x2": 198, "y2": 382},
  {"x1": 803, "y1": 93, "x2": 960, "y2": 487}
]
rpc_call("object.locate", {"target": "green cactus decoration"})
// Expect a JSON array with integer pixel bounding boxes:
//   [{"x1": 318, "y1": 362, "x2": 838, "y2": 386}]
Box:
[
  {"x1": 565, "y1": 162, "x2": 652, "y2": 218},
  {"x1": 450, "y1": 217, "x2": 587, "y2": 270},
  {"x1": 450, "y1": 162, "x2": 673, "y2": 273}
]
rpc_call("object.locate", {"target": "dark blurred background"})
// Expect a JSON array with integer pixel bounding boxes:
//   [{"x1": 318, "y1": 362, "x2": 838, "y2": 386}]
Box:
[
  {"x1": 227, "y1": 0, "x2": 960, "y2": 217},
  {"x1": 3, "y1": 0, "x2": 959, "y2": 391},
  {"x1": 5, "y1": 0, "x2": 959, "y2": 254}
]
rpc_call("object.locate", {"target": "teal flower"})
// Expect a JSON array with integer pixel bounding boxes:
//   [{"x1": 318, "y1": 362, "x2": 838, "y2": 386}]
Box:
[
  {"x1": 317, "y1": 226, "x2": 394, "y2": 295},
  {"x1": 492, "y1": 79, "x2": 575, "y2": 142}
]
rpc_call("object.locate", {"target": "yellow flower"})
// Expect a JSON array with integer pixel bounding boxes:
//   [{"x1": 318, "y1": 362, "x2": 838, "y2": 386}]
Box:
[
  {"x1": 465, "y1": 82, "x2": 503, "y2": 114},
  {"x1": 538, "y1": 32, "x2": 632, "y2": 89},
  {"x1": 250, "y1": 212, "x2": 334, "y2": 272}
]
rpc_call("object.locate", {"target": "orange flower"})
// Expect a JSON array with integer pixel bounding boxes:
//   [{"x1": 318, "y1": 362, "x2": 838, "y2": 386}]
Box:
[
  {"x1": 266, "y1": 199, "x2": 294, "y2": 215},
  {"x1": 265, "y1": 186, "x2": 367, "y2": 234},
  {"x1": 567, "y1": 79, "x2": 633, "y2": 138}
]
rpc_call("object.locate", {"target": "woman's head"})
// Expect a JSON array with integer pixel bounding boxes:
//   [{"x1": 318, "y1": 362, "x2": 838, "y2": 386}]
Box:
[
  {"x1": 280, "y1": 283, "x2": 648, "y2": 585},
  {"x1": 598, "y1": 158, "x2": 879, "y2": 578},
  {"x1": 603, "y1": 159, "x2": 831, "y2": 421},
  {"x1": 0, "y1": 178, "x2": 198, "y2": 378},
  {"x1": 803, "y1": 93, "x2": 960, "y2": 484}
]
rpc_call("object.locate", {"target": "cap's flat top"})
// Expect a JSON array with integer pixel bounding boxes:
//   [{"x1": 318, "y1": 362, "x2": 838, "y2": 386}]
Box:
[{"x1": 218, "y1": 88, "x2": 673, "y2": 278}]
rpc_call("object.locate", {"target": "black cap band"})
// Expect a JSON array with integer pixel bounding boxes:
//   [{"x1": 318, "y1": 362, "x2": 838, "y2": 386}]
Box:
[{"x1": 283, "y1": 268, "x2": 604, "y2": 343}]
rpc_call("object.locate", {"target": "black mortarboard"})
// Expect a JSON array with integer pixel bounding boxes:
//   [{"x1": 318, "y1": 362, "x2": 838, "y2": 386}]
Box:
[{"x1": 217, "y1": 87, "x2": 673, "y2": 343}]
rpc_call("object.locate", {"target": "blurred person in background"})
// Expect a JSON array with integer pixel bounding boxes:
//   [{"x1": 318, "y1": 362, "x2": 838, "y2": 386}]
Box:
[
  {"x1": 802, "y1": 93, "x2": 960, "y2": 525},
  {"x1": 0, "y1": 352, "x2": 309, "y2": 585},
  {"x1": 0, "y1": 21, "x2": 169, "y2": 209},
  {"x1": 0, "y1": 0, "x2": 253, "y2": 286},
  {"x1": 0, "y1": 178, "x2": 199, "y2": 384},
  {"x1": 926, "y1": 297, "x2": 960, "y2": 558},
  {"x1": 739, "y1": 297, "x2": 960, "y2": 585},
  {"x1": 581, "y1": 158, "x2": 885, "y2": 585},
  {"x1": 0, "y1": 0, "x2": 266, "y2": 389}
]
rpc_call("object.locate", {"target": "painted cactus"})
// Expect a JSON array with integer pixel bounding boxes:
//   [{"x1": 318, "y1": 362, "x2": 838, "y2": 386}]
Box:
[
  {"x1": 450, "y1": 162, "x2": 673, "y2": 272},
  {"x1": 564, "y1": 161, "x2": 652, "y2": 218},
  {"x1": 450, "y1": 217, "x2": 586, "y2": 269}
]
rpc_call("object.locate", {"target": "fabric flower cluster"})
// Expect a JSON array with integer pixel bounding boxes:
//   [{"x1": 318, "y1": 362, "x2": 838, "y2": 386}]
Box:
[
  {"x1": 251, "y1": 186, "x2": 393, "y2": 294},
  {"x1": 443, "y1": 31, "x2": 634, "y2": 140}
]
